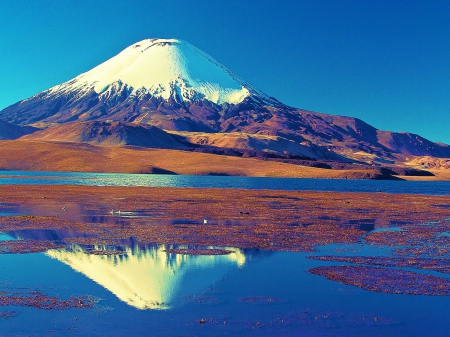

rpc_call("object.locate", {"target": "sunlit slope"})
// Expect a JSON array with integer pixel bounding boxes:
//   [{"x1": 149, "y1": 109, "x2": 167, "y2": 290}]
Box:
[{"x1": 0, "y1": 139, "x2": 422, "y2": 179}]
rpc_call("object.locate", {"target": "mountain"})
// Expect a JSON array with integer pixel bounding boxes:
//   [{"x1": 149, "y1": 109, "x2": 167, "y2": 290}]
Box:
[
  {"x1": 0, "y1": 38, "x2": 282, "y2": 130},
  {"x1": 22, "y1": 120, "x2": 186, "y2": 148},
  {"x1": 1, "y1": 38, "x2": 449, "y2": 169},
  {"x1": 0, "y1": 119, "x2": 37, "y2": 140}
]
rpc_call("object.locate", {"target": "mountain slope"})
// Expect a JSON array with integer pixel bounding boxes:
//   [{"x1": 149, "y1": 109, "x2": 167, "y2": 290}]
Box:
[
  {"x1": 0, "y1": 38, "x2": 281, "y2": 128},
  {"x1": 21, "y1": 121, "x2": 186, "y2": 148},
  {"x1": 0, "y1": 119, "x2": 38, "y2": 140},
  {"x1": 1, "y1": 139, "x2": 428, "y2": 179}
]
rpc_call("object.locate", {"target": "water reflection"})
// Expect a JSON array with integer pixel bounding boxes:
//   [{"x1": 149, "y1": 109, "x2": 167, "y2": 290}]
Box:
[
  {"x1": 49, "y1": 244, "x2": 245, "y2": 310},
  {"x1": 17, "y1": 201, "x2": 415, "y2": 231},
  {"x1": 7, "y1": 229, "x2": 249, "y2": 310},
  {"x1": 0, "y1": 202, "x2": 24, "y2": 217},
  {"x1": 0, "y1": 233, "x2": 13, "y2": 241},
  {"x1": 22, "y1": 203, "x2": 147, "y2": 225}
]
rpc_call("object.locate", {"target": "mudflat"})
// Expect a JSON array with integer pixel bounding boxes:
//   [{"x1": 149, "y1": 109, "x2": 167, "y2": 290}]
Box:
[{"x1": 1, "y1": 185, "x2": 449, "y2": 252}]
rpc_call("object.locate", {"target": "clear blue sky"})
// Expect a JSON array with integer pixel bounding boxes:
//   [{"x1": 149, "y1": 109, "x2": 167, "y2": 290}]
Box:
[{"x1": 1, "y1": 0, "x2": 449, "y2": 144}]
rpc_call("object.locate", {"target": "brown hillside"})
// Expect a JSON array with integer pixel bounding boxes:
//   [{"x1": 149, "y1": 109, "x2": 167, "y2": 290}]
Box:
[
  {"x1": 21, "y1": 121, "x2": 186, "y2": 148},
  {"x1": 0, "y1": 139, "x2": 449, "y2": 180},
  {"x1": 0, "y1": 139, "x2": 434, "y2": 180}
]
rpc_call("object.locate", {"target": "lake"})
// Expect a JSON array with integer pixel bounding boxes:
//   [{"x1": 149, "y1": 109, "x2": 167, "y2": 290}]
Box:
[
  {"x1": 1, "y1": 226, "x2": 450, "y2": 337},
  {"x1": 0, "y1": 171, "x2": 449, "y2": 336},
  {"x1": 0, "y1": 170, "x2": 449, "y2": 195}
]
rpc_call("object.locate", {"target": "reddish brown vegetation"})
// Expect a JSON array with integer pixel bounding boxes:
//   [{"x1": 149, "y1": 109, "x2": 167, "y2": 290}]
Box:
[
  {"x1": 0, "y1": 311, "x2": 16, "y2": 319},
  {"x1": 0, "y1": 185, "x2": 448, "y2": 252},
  {"x1": 63, "y1": 237, "x2": 118, "y2": 246},
  {"x1": 162, "y1": 248, "x2": 233, "y2": 255},
  {"x1": 0, "y1": 240, "x2": 64, "y2": 254},
  {"x1": 0, "y1": 291, "x2": 98, "y2": 310},
  {"x1": 309, "y1": 266, "x2": 450, "y2": 296},
  {"x1": 308, "y1": 214, "x2": 450, "y2": 295},
  {"x1": 309, "y1": 256, "x2": 450, "y2": 274}
]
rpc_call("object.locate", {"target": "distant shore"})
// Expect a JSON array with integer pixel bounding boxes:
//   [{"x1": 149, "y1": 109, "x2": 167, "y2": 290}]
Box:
[{"x1": 0, "y1": 140, "x2": 449, "y2": 181}]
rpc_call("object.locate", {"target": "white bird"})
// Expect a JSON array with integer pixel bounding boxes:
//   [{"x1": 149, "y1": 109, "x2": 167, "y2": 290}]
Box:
[
  {"x1": 62, "y1": 206, "x2": 66, "y2": 211},
  {"x1": 203, "y1": 219, "x2": 208, "y2": 224}
]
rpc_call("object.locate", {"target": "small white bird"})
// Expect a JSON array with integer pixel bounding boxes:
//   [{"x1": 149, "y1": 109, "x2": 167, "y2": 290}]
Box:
[
  {"x1": 203, "y1": 219, "x2": 208, "y2": 224},
  {"x1": 62, "y1": 206, "x2": 66, "y2": 211}
]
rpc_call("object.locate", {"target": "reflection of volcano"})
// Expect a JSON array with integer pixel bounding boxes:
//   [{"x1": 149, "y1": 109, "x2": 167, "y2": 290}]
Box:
[
  {"x1": 8, "y1": 229, "x2": 254, "y2": 310},
  {"x1": 46, "y1": 243, "x2": 246, "y2": 310}
]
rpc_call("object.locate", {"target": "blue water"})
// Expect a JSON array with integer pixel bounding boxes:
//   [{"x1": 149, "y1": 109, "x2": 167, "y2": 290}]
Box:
[
  {"x1": 0, "y1": 170, "x2": 449, "y2": 195},
  {"x1": 1, "y1": 171, "x2": 450, "y2": 336},
  {"x1": 2, "y1": 229, "x2": 450, "y2": 337}
]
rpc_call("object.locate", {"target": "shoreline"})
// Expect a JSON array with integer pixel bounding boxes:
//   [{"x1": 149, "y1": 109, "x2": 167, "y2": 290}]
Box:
[{"x1": 0, "y1": 185, "x2": 449, "y2": 252}]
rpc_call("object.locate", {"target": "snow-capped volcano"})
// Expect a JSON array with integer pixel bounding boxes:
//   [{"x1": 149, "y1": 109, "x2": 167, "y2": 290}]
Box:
[
  {"x1": 0, "y1": 38, "x2": 284, "y2": 130},
  {"x1": 1, "y1": 38, "x2": 449, "y2": 168},
  {"x1": 47, "y1": 38, "x2": 273, "y2": 105}
]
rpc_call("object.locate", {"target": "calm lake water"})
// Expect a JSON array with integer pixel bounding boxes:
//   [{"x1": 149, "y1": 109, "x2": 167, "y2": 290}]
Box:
[
  {"x1": 1, "y1": 170, "x2": 450, "y2": 194},
  {"x1": 0, "y1": 171, "x2": 449, "y2": 336},
  {"x1": 1, "y1": 227, "x2": 450, "y2": 337}
]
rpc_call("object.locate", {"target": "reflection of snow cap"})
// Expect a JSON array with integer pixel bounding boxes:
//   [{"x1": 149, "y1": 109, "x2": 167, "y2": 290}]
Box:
[{"x1": 46, "y1": 244, "x2": 246, "y2": 310}]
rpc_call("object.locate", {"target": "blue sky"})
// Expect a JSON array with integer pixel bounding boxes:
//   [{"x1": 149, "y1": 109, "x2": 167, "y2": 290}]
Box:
[{"x1": 1, "y1": 0, "x2": 449, "y2": 144}]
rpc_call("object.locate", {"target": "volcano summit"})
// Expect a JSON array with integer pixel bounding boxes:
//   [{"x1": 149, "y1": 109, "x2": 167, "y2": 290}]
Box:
[
  {"x1": 0, "y1": 38, "x2": 282, "y2": 131},
  {"x1": 0, "y1": 38, "x2": 449, "y2": 176},
  {"x1": 46, "y1": 38, "x2": 278, "y2": 105}
]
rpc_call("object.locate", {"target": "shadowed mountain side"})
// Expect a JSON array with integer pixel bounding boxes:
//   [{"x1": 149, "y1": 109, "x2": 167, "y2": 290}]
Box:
[
  {"x1": 277, "y1": 111, "x2": 450, "y2": 162},
  {"x1": 0, "y1": 119, "x2": 38, "y2": 140},
  {"x1": 1, "y1": 139, "x2": 437, "y2": 179},
  {"x1": 20, "y1": 121, "x2": 187, "y2": 148},
  {"x1": 377, "y1": 130, "x2": 450, "y2": 157}
]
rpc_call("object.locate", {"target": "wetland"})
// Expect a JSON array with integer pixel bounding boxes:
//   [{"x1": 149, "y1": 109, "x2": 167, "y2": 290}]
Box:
[{"x1": 0, "y1": 174, "x2": 449, "y2": 336}]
